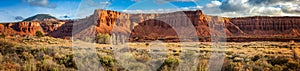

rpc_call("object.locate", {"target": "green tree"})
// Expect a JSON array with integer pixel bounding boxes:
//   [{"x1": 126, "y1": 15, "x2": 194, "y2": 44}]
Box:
[
  {"x1": 96, "y1": 33, "x2": 111, "y2": 44},
  {"x1": 36, "y1": 31, "x2": 44, "y2": 37}
]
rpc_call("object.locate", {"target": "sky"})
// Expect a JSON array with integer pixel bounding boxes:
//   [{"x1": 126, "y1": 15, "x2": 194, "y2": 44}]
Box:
[{"x1": 0, "y1": 0, "x2": 300, "y2": 22}]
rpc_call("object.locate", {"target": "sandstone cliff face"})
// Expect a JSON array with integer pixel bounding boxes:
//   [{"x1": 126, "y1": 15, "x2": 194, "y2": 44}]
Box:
[
  {"x1": 230, "y1": 16, "x2": 300, "y2": 36},
  {"x1": 0, "y1": 24, "x2": 4, "y2": 34},
  {"x1": 46, "y1": 21, "x2": 73, "y2": 38},
  {"x1": 73, "y1": 10, "x2": 300, "y2": 42},
  {"x1": 1, "y1": 10, "x2": 300, "y2": 42},
  {"x1": 90, "y1": 10, "x2": 212, "y2": 42},
  {"x1": 92, "y1": 9, "x2": 247, "y2": 42},
  {"x1": 94, "y1": 10, "x2": 210, "y2": 35},
  {"x1": 0, "y1": 22, "x2": 43, "y2": 36},
  {"x1": 0, "y1": 21, "x2": 69, "y2": 37}
]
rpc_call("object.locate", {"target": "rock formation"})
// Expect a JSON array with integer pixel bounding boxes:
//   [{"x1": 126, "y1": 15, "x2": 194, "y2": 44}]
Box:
[
  {"x1": 1, "y1": 9, "x2": 300, "y2": 42},
  {"x1": 230, "y1": 16, "x2": 300, "y2": 36},
  {"x1": 0, "y1": 22, "x2": 42, "y2": 36}
]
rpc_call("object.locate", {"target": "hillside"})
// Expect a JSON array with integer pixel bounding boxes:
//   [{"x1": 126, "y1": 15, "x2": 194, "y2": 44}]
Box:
[{"x1": 23, "y1": 14, "x2": 58, "y2": 22}]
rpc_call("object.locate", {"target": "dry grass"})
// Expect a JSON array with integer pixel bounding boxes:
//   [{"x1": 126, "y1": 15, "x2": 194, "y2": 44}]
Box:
[{"x1": 1, "y1": 36, "x2": 300, "y2": 71}]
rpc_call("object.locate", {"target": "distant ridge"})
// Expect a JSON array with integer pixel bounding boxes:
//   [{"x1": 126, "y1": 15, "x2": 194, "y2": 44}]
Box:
[{"x1": 23, "y1": 14, "x2": 57, "y2": 21}]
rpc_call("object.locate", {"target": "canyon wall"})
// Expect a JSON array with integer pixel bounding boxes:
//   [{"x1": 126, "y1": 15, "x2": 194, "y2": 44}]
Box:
[
  {"x1": 0, "y1": 22, "x2": 43, "y2": 36},
  {"x1": 91, "y1": 9, "x2": 245, "y2": 42},
  {"x1": 1, "y1": 9, "x2": 300, "y2": 42},
  {"x1": 0, "y1": 21, "x2": 70, "y2": 37},
  {"x1": 230, "y1": 16, "x2": 300, "y2": 36}
]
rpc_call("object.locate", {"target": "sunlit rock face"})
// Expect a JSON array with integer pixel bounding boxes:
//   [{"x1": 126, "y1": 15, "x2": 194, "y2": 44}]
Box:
[
  {"x1": 1, "y1": 9, "x2": 300, "y2": 42},
  {"x1": 230, "y1": 16, "x2": 300, "y2": 36},
  {"x1": 93, "y1": 9, "x2": 244, "y2": 42},
  {"x1": 0, "y1": 22, "x2": 43, "y2": 36}
]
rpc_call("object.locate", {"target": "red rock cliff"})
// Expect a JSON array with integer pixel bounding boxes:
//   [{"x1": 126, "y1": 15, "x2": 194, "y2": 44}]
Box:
[
  {"x1": 230, "y1": 16, "x2": 300, "y2": 36},
  {"x1": 1, "y1": 10, "x2": 300, "y2": 42},
  {"x1": 0, "y1": 21, "x2": 69, "y2": 37}
]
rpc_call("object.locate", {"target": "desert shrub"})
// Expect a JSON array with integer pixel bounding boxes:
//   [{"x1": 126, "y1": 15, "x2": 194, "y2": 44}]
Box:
[
  {"x1": 252, "y1": 66, "x2": 264, "y2": 71},
  {"x1": 267, "y1": 58, "x2": 289, "y2": 66},
  {"x1": 36, "y1": 59, "x2": 63, "y2": 71},
  {"x1": 0, "y1": 34, "x2": 5, "y2": 38},
  {"x1": 223, "y1": 62, "x2": 242, "y2": 71},
  {"x1": 226, "y1": 51, "x2": 234, "y2": 55},
  {"x1": 23, "y1": 63, "x2": 37, "y2": 71},
  {"x1": 286, "y1": 60, "x2": 300, "y2": 70},
  {"x1": 197, "y1": 60, "x2": 208, "y2": 71},
  {"x1": 36, "y1": 31, "x2": 44, "y2": 37},
  {"x1": 272, "y1": 65, "x2": 284, "y2": 71},
  {"x1": 135, "y1": 54, "x2": 151, "y2": 63},
  {"x1": 0, "y1": 40, "x2": 16, "y2": 55},
  {"x1": 157, "y1": 57, "x2": 180, "y2": 71},
  {"x1": 99, "y1": 55, "x2": 116, "y2": 67},
  {"x1": 96, "y1": 33, "x2": 111, "y2": 44},
  {"x1": 20, "y1": 52, "x2": 34, "y2": 61},
  {"x1": 0, "y1": 53, "x2": 2, "y2": 62},
  {"x1": 252, "y1": 55, "x2": 262, "y2": 62},
  {"x1": 267, "y1": 57, "x2": 300, "y2": 70},
  {"x1": 83, "y1": 37, "x2": 92, "y2": 42},
  {"x1": 145, "y1": 43, "x2": 149, "y2": 46},
  {"x1": 54, "y1": 55, "x2": 76, "y2": 69},
  {"x1": 0, "y1": 40, "x2": 15, "y2": 48},
  {"x1": 0, "y1": 41, "x2": 78, "y2": 71},
  {"x1": 1, "y1": 62, "x2": 21, "y2": 70},
  {"x1": 99, "y1": 55, "x2": 119, "y2": 71}
]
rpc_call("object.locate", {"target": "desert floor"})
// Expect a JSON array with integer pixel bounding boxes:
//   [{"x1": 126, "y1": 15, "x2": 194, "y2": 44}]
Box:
[{"x1": 0, "y1": 36, "x2": 299, "y2": 71}]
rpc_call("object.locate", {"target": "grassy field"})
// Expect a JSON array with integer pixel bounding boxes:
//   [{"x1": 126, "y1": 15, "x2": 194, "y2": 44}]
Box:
[{"x1": 0, "y1": 36, "x2": 300, "y2": 71}]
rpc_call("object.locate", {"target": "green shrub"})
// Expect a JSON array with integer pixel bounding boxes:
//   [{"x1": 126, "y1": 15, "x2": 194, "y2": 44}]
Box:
[
  {"x1": 54, "y1": 55, "x2": 76, "y2": 68},
  {"x1": 99, "y1": 55, "x2": 116, "y2": 67},
  {"x1": 272, "y1": 65, "x2": 284, "y2": 71},
  {"x1": 223, "y1": 62, "x2": 240, "y2": 71},
  {"x1": 0, "y1": 40, "x2": 16, "y2": 55},
  {"x1": 0, "y1": 34, "x2": 5, "y2": 38},
  {"x1": 226, "y1": 51, "x2": 234, "y2": 55},
  {"x1": 0, "y1": 40, "x2": 15, "y2": 48},
  {"x1": 252, "y1": 55, "x2": 261, "y2": 62},
  {"x1": 158, "y1": 57, "x2": 180, "y2": 71},
  {"x1": 96, "y1": 33, "x2": 111, "y2": 44},
  {"x1": 36, "y1": 31, "x2": 44, "y2": 37},
  {"x1": 286, "y1": 60, "x2": 300, "y2": 70},
  {"x1": 267, "y1": 58, "x2": 289, "y2": 66}
]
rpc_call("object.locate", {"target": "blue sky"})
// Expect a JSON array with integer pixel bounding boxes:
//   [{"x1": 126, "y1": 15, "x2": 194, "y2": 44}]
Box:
[{"x1": 0, "y1": 0, "x2": 300, "y2": 22}]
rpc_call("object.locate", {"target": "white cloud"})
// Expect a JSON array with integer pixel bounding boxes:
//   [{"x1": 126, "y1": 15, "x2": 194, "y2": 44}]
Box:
[
  {"x1": 22, "y1": 0, "x2": 57, "y2": 8},
  {"x1": 76, "y1": 0, "x2": 110, "y2": 18},
  {"x1": 100, "y1": 2, "x2": 111, "y2": 5},
  {"x1": 128, "y1": 0, "x2": 300, "y2": 17},
  {"x1": 123, "y1": 6, "x2": 203, "y2": 13},
  {"x1": 123, "y1": 9, "x2": 176, "y2": 13},
  {"x1": 161, "y1": 0, "x2": 196, "y2": 2},
  {"x1": 0, "y1": 1, "x2": 80, "y2": 22},
  {"x1": 132, "y1": 0, "x2": 196, "y2": 2},
  {"x1": 280, "y1": 3, "x2": 300, "y2": 14},
  {"x1": 201, "y1": 0, "x2": 300, "y2": 17},
  {"x1": 206, "y1": 1, "x2": 221, "y2": 8}
]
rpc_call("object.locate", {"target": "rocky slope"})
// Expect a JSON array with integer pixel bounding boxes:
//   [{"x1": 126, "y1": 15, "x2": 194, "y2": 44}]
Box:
[{"x1": 1, "y1": 9, "x2": 300, "y2": 42}]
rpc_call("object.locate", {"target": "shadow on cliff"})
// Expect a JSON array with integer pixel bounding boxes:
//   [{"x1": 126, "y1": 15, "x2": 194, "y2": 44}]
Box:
[
  {"x1": 47, "y1": 22, "x2": 73, "y2": 39},
  {"x1": 129, "y1": 19, "x2": 180, "y2": 42}
]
